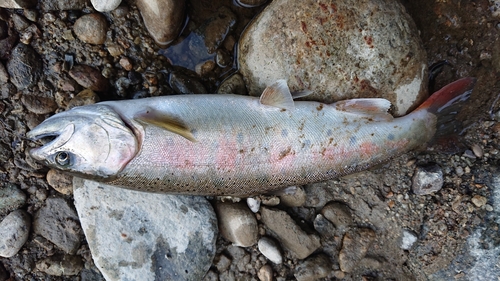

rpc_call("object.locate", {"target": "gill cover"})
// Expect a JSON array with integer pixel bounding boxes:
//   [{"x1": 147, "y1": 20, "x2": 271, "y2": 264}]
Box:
[{"x1": 27, "y1": 104, "x2": 138, "y2": 179}]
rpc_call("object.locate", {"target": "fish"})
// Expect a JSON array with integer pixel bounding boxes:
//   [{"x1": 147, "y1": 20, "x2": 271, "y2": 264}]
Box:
[{"x1": 27, "y1": 78, "x2": 476, "y2": 197}]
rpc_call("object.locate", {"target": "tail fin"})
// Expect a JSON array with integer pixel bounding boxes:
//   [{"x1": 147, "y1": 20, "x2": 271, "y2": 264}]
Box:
[{"x1": 415, "y1": 77, "x2": 476, "y2": 141}]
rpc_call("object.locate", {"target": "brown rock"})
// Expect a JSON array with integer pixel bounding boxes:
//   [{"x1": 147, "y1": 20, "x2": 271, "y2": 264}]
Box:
[
  {"x1": 67, "y1": 89, "x2": 100, "y2": 109},
  {"x1": 21, "y1": 95, "x2": 58, "y2": 115},
  {"x1": 215, "y1": 202, "x2": 258, "y2": 247},
  {"x1": 338, "y1": 227, "x2": 376, "y2": 272},
  {"x1": 69, "y1": 65, "x2": 109, "y2": 92},
  {"x1": 73, "y1": 13, "x2": 108, "y2": 45},
  {"x1": 47, "y1": 169, "x2": 73, "y2": 195}
]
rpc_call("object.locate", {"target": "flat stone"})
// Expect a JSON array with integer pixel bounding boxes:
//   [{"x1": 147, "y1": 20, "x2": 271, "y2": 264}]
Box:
[
  {"x1": 0, "y1": 209, "x2": 31, "y2": 258},
  {"x1": 238, "y1": 0, "x2": 427, "y2": 116},
  {"x1": 68, "y1": 64, "x2": 109, "y2": 92},
  {"x1": 258, "y1": 236, "x2": 283, "y2": 264},
  {"x1": 136, "y1": 0, "x2": 186, "y2": 47},
  {"x1": 215, "y1": 202, "x2": 258, "y2": 247},
  {"x1": 0, "y1": 0, "x2": 36, "y2": 8},
  {"x1": 36, "y1": 254, "x2": 84, "y2": 276},
  {"x1": 6, "y1": 43, "x2": 42, "y2": 90},
  {"x1": 277, "y1": 186, "x2": 307, "y2": 207},
  {"x1": 33, "y1": 197, "x2": 81, "y2": 254},
  {"x1": 39, "y1": 0, "x2": 88, "y2": 10},
  {"x1": 321, "y1": 201, "x2": 354, "y2": 229},
  {"x1": 73, "y1": 178, "x2": 217, "y2": 281},
  {"x1": 21, "y1": 94, "x2": 58, "y2": 115},
  {"x1": 260, "y1": 207, "x2": 321, "y2": 259},
  {"x1": 46, "y1": 169, "x2": 73, "y2": 195},
  {"x1": 0, "y1": 183, "x2": 26, "y2": 216},
  {"x1": 338, "y1": 227, "x2": 376, "y2": 272}
]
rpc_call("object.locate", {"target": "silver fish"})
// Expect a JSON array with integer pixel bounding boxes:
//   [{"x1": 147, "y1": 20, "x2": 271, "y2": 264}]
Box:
[{"x1": 27, "y1": 78, "x2": 475, "y2": 196}]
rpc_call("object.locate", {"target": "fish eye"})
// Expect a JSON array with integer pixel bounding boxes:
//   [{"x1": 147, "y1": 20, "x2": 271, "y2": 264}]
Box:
[{"x1": 55, "y1": 151, "x2": 71, "y2": 167}]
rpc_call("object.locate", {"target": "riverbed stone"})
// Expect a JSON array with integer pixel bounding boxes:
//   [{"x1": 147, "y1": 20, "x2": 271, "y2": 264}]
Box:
[
  {"x1": 73, "y1": 178, "x2": 217, "y2": 281},
  {"x1": 0, "y1": 183, "x2": 26, "y2": 216},
  {"x1": 0, "y1": 210, "x2": 31, "y2": 258},
  {"x1": 215, "y1": 202, "x2": 258, "y2": 247},
  {"x1": 73, "y1": 13, "x2": 108, "y2": 45},
  {"x1": 90, "y1": 0, "x2": 121, "y2": 12},
  {"x1": 238, "y1": 0, "x2": 428, "y2": 116},
  {"x1": 6, "y1": 43, "x2": 42, "y2": 90}
]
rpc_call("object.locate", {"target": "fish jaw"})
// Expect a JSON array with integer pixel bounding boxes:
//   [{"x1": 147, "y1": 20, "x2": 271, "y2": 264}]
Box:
[{"x1": 27, "y1": 104, "x2": 139, "y2": 180}]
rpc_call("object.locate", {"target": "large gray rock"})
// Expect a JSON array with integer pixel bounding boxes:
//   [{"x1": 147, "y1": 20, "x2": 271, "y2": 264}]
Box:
[
  {"x1": 73, "y1": 178, "x2": 217, "y2": 281},
  {"x1": 0, "y1": 183, "x2": 26, "y2": 216},
  {"x1": 238, "y1": 0, "x2": 428, "y2": 116},
  {"x1": 0, "y1": 209, "x2": 31, "y2": 258},
  {"x1": 6, "y1": 43, "x2": 42, "y2": 90}
]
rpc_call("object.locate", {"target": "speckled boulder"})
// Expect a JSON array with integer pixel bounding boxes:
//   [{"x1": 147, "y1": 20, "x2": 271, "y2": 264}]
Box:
[{"x1": 238, "y1": 0, "x2": 428, "y2": 116}]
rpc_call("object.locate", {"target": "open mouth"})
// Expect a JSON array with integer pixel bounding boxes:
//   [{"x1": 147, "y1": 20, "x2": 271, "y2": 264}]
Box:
[{"x1": 26, "y1": 122, "x2": 75, "y2": 160}]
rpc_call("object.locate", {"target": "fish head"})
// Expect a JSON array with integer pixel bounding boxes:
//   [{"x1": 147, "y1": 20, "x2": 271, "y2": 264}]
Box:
[{"x1": 27, "y1": 104, "x2": 138, "y2": 180}]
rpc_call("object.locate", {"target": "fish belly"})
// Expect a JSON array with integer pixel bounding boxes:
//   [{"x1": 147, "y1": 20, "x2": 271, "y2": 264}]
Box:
[{"x1": 108, "y1": 96, "x2": 434, "y2": 196}]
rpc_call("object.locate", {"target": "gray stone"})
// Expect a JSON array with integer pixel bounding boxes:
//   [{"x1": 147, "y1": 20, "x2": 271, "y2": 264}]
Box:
[
  {"x1": 338, "y1": 227, "x2": 376, "y2": 272},
  {"x1": 136, "y1": 0, "x2": 186, "y2": 46},
  {"x1": 33, "y1": 197, "x2": 81, "y2": 254},
  {"x1": 73, "y1": 13, "x2": 108, "y2": 45},
  {"x1": 260, "y1": 207, "x2": 321, "y2": 259},
  {"x1": 0, "y1": 183, "x2": 26, "y2": 216},
  {"x1": 0, "y1": 209, "x2": 31, "y2": 258},
  {"x1": 238, "y1": 0, "x2": 427, "y2": 116},
  {"x1": 36, "y1": 254, "x2": 84, "y2": 276},
  {"x1": 277, "y1": 186, "x2": 306, "y2": 207},
  {"x1": 0, "y1": 0, "x2": 36, "y2": 8},
  {"x1": 321, "y1": 201, "x2": 354, "y2": 229},
  {"x1": 6, "y1": 43, "x2": 42, "y2": 90},
  {"x1": 294, "y1": 254, "x2": 331, "y2": 281},
  {"x1": 0, "y1": 62, "x2": 8, "y2": 84},
  {"x1": 258, "y1": 236, "x2": 282, "y2": 264},
  {"x1": 215, "y1": 202, "x2": 258, "y2": 247},
  {"x1": 73, "y1": 178, "x2": 217, "y2": 281},
  {"x1": 90, "y1": 0, "x2": 121, "y2": 12},
  {"x1": 412, "y1": 164, "x2": 444, "y2": 195},
  {"x1": 39, "y1": 0, "x2": 88, "y2": 10}
]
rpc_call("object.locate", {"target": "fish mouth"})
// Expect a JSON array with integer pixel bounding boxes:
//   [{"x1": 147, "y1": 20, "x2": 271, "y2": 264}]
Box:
[{"x1": 26, "y1": 115, "x2": 76, "y2": 161}]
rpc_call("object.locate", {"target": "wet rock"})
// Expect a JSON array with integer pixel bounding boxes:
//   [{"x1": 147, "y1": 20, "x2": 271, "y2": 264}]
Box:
[
  {"x1": 195, "y1": 60, "x2": 216, "y2": 76},
  {"x1": 90, "y1": 0, "x2": 121, "y2": 12},
  {"x1": 0, "y1": 0, "x2": 36, "y2": 8},
  {"x1": 73, "y1": 178, "x2": 217, "y2": 281},
  {"x1": 39, "y1": 0, "x2": 87, "y2": 11},
  {"x1": 401, "y1": 229, "x2": 417, "y2": 250},
  {"x1": 0, "y1": 210, "x2": 31, "y2": 258},
  {"x1": 412, "y1": 164, "x2": 444, "y2": 195},
  {"x1": 169, "y1": 72, "x2": 207, "y2": 94},
  {"x1": 0, "y1": 34, "x2": 17, "y2": 59},
  {"x1": 69, "y1": 64, "x2": 109, "y2": 92},
  {"x1": 338, "y1": 227, "x2": 376, "y2": 272},
  {"x1": 33, "y1": 197, "x2": 81, "y2": 254},
  {"x1": 46, "y1": 169, "x2": 73, "y2": 195},
  {"x1": 321, "y1": 201, "x2": 354, "y2": 229},
  {"x1": 136, "y1": 0, "x2": 186, "y2": 46},
  {"x1": 198, "y1": 6, "x2": 237, "y2": 54},
  {"x1": 237, "y1": 0, "x2": 267, "y2": 8},
  {"x1": 0, "y1": 183, "x2": 26, "y2": 215},
  {"x1": 36, "y1": 254, "x2": 84, "y2": 276},
  {"x1": 260, "y1": 207, "x2": 321, "y2": 259},
  {"x1": 277, "y1": 186, "x2": 307, "y2": 207},
  {"x1": 73, "y1": 13, "x2": 108, "y2": 45},
  {"x1": 21, "y1": 94, "x2": 58, "y2": 114},
  {"x1": 258, "y1": 236, "x2": 283, "y2": 264},
  {"x1": 6, "y1": 43, "x2": 42, "y2": 90},
  {"x1": 67, "y1": 89, "x2": 99, "y2": 109},
  {"x1": 294, "y1": 254, "x2": 331, "y2": 281},
  {"x1": 215, "y1": 49, "x2": 231, "y2": 68},
  {"x1": 217, "y1": 73, "x2": 247, "y2": 95},
  {"x1": 215, "y1": 202, "x2": 258, "y2": 247},
  {"x1": 257, "y1": 264, "x2": 273, "y2": 281},
  {"x1": 238, "y1": 0, "x2": 427, "y2": 116}
]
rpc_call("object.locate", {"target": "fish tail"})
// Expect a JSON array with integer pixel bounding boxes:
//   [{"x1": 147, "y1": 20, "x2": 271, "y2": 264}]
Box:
[{"x1": 414, "y1": 77, "x2": 476, "y2": 141}]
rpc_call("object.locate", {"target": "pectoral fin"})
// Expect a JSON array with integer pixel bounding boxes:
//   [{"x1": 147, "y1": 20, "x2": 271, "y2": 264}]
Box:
[
  {"x1": 134, "y1": 109, "x2": 196, "y2": 142},
  {"x1": 259, "y1": 80, "x2": 295, "y2": 110},
  {"x1": 334, "y1": 98, "x2": 393, "y2": 121}
]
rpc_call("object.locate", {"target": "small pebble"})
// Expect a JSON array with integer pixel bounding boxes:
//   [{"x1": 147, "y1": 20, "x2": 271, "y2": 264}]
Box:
[
  {"x1": 261, "y1": 195, "x2": 280, "y2": 206},
  {"x1": 277, "y1": 186, "x2": 307, "y2": 207},
  {"x1": 258, "y1": 237, "x2": 283, "y2": 264},
  {"x1": 119, "y1": 57, "x2": 133, "y2": 71},
  {"x1": 73, "y1": 13, "x2": 108, "y2": 45},
  {"x1": 215, "y1": 254, "x2": 232, "y2": 272},
  {"x1": 257, "y1": 264, "x2": 273, "y2": 281},
  {"x1": 401, "y1": 229, "x2": 417, "y2": 250},
  {"x1": 47, "y1": 169, "x2": 74, "y2": 195},
  {"x1": 471, "y1": 195, "x2": 487, "y2": 208},
  {"x1": 36, "y1": 254, "x2": 84, "y2": 276},
  {"x1": 321, "y1": 201, "x2": 353, "y2": 229},
  {"x1": 0, "y1": 209, "x2": 31, "y2": 258},
  {"x1": 412, "y1": 164, "x2": 444, "y2": 195},
  {"x1": 215, "y1": 202, "x2": 258, "y2": 247},
  {"x1": 69, "y1": 65, "x2": 109, "y2": 92},
  {"x1": 247, "y1": 197, "x2": 261, "y2": 213},
  {"x1": 471, "y1": 144, "x2": 484, "y2": 158},
  {"x1": 294, "y1": 254, "x2": 331, "y2": 281}
]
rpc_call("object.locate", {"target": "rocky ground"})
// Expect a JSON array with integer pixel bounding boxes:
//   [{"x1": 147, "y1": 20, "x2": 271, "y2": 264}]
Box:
[{"x1": 0, "y1": 0, "x2": 500, "y2": 280}]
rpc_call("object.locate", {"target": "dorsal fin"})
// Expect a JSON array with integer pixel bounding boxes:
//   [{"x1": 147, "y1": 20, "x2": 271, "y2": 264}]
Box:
[
  {"x1": 259, "y1": 80, "x2": 295, "y2": 110},
  {"x1": 134, "y1": 108, "x2": 196, "y2": 142},
  {"x1": 334, "y1": 98, "x2": 393, "y2": 121}
]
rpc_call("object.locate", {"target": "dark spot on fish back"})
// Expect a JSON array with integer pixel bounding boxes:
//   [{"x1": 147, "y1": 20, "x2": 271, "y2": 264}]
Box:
[{"x1": 388, "y1": 134, "x2": 395, "y2": 140}]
